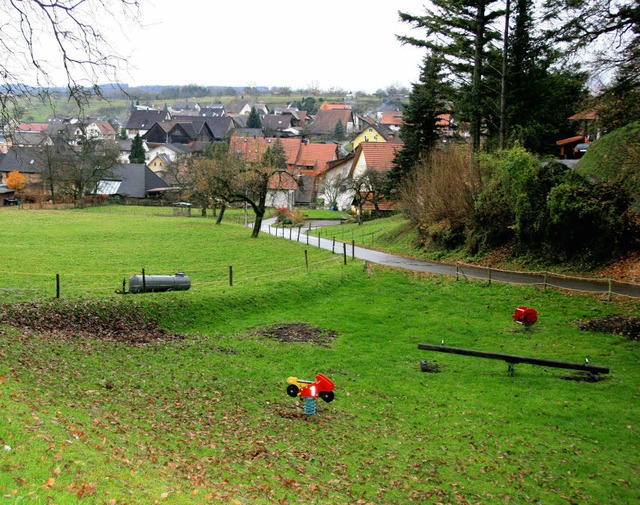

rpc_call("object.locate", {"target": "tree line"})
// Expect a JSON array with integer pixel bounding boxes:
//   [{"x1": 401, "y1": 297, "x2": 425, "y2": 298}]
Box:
[{"x1": 389, "y1": 0, "x2": 639, "y2": 267}]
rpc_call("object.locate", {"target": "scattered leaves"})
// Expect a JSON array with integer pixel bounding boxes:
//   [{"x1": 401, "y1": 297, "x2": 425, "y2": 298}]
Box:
[
  {"x1": 577, "y1": 314, "x2": 640, "y2": 340},
  {"x1": 0, "y1": 299, "x2": 184, "y2": 345},
  {"x1": 253, "y1": 323, "x2": 338, "y2": 347}
]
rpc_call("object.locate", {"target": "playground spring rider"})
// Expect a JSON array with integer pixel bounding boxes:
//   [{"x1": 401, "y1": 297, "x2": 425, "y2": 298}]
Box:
[
  {"x1": 512, "y1": 306, "x2": 538, "y2": 327},
  {"x1": 286, "y1": 374, "x2": 335, "y2": 415}
]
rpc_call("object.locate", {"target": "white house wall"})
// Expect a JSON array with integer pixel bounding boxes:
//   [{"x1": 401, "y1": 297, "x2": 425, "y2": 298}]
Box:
[{"x1": 266, "y1": 189, "x2": 295, "y2": 210}]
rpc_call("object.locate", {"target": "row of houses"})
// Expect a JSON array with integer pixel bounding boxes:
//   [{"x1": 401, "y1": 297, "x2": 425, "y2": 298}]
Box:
[{"x1": 0, "y1": 100, "x2": 410, "y2": 208}]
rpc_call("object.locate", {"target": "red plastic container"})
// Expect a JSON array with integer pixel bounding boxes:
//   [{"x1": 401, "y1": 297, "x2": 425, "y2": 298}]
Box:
[{"x1": 513, "y1": 306, "x2": 538, "y2": 327}]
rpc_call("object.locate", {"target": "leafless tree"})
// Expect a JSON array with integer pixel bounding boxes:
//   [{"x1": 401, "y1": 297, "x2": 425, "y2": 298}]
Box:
[
  {"x1": 0, "y1": 0, "x2": 140, "y2": 119},
  {"x1": 46, "y1": 124, "x2": 120, "y2": 207}
]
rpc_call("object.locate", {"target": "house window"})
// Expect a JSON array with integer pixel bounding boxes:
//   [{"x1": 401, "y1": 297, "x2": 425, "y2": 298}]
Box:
[{"x1": 368, "y1": 128, "x2": 373, "y2": 133}]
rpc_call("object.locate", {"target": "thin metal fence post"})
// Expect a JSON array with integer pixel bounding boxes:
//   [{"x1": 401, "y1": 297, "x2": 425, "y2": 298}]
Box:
[
  {"x1": 56, "y1": 273, "x2": 60, "y2": 298},
  {"x1": 488, "y1": 267, "x2": 492, "y2": 286},
  {"x1": 343, "y1": 242, "x2": 347, "y2": 265},
  {"x1": 332, "y1": 237, "x2": 335, "y2": 253},
  {"x1": 352, "y1": 240, "x2": 355, "y2": 259},
  {"x1": 608, "y1": 279, "x2": 612, "y2": 302},
  {"x1": 305, "y1": 250, "x2": 309, "y2": 272},
  {"x1": 229, "y1": 265, "x2": 233, "y2": 287},
  {"x1": 142, "y1": 268, "x2": 146, "y2": 293}
]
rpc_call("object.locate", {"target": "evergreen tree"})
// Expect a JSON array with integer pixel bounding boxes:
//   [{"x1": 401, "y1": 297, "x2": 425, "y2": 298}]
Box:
[
  {"x1": 128, "y1": 134, "x2": 146, "y2": 164},
  {"x1": 247, "y1": 106, "x2": 262, "y2": 129},
  {"x1": 481, "y1": 0, "x2": 589, "y2": 154},
  {"x1": 334, "y1": 119, "x2": 345, "y2": 141},
  {"x1": 392, "y1": 55, "x2": 449, "y2": 185},
  {"x1": 399, "y1": 0, "x2": 503, "y2": 152},
  {"x1": 262, "y1": 138, "x2": 288, "y2": 169}
]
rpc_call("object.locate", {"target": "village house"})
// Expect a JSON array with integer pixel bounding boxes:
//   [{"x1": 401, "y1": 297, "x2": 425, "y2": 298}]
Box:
[
  {"x1": 228, "y1": 136, "x2": 339, "y2": 209},
  {"x1": 317, "y1": 142, "x2": 401, "y2": 211},
  {"x1": 125, "y1": 109, "x2": 171, "y2": 139},
  {"x1": 94, "y1": 163, "x2": 170, "y2": 201},
  {"x1": 305, "y1": 108, "x2": 360, "y2": 138},
  {"x1": 0, "y1": 146, "x2": 46, "y2": 193}
]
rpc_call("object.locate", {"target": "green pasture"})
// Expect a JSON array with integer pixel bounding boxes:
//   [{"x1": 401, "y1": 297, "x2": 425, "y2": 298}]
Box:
[{"x1": 0, "y1": 206, "x2": 638, "y2": 504}]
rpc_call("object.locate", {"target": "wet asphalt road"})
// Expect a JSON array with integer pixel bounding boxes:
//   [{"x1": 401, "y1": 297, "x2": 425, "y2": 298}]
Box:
[{"x1": 261, "y1": 219, "x2": 640, "y2": 299}]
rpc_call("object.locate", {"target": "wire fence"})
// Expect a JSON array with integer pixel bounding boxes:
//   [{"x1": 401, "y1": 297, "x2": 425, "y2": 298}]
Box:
[
  {"x1": 271, "y1": 223, "x2": 640, "y2": 300},
  {"x1": 0, "y1": 250, "x2": 347, "y2": 303}
]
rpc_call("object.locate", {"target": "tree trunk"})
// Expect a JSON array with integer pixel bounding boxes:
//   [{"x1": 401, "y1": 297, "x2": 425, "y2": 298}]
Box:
[
  {"x1": 499, "y1": 0, "x2": 511, "y2": 150},
  {"x1": 471, "y1": 1, "x2": 487, "y2": 153},
  {"x1": 215, "y1": 203, "x2": 226, "y2": 224},
  {"x1": 251, "y1": 210, "x2": 264, "y2": 237}
]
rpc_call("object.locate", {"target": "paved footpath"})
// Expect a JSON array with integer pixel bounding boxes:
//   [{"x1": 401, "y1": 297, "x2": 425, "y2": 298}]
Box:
[{"x1": 261, "y1": 218, "x2": 640, "y2": 299}]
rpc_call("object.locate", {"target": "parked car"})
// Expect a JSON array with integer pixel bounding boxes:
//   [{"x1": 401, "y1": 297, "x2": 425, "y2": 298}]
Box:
[{"x1": 573, "y1": 143, "x2": 590, "y2": 158}]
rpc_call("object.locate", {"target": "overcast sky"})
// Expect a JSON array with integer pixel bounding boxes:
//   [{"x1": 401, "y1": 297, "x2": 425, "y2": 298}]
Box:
[{"x1": 121, "y1": 0, "x2": 428, "y2": 93}]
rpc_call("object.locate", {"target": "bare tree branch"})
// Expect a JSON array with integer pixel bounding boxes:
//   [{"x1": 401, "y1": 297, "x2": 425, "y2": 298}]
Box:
[{"x1": 1, "y1": 0, "x2": 140, "y2": 118}]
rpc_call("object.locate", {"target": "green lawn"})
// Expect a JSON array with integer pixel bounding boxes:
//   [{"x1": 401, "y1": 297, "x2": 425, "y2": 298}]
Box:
[{"x1": 0, "y1": 206, "x2": 638, "y2": 504}]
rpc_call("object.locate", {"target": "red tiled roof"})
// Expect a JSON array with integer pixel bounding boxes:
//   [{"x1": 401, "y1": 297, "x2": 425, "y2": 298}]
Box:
[
  {"x1": 320, "y1": 103, "x2": 352, "y2": 110},
  {"x1": 569, "y1": 110, "x2": 597, "y2": 121},
  {"x1": 436, "y1": 113, "x2": 451, "y2": 127},
  {"x1": 556, "y1": 135, "x2": 584, "y2": 146},
  {"x1": 359, "y1": 142, "x2": 401, "y2": 172},
  {"x1": 92, "y1": 120, "x2": 117, "y2": 135},
  {"x1": 296, "y1": 143, "x2": 338, "y2": 174},
  {"x1": 380, "y1": 111, "x2": 403, "y2": 126},
  {"x1": 307, "y1": 109, "x2": 353, "y2": 135},
  {"x1": 229, "y1": 137, "x2": 302, "y2": 164},
  {"x1": 17, "y1": 123, "x2": 49, "y2": 132},
  {"x1": 268, "y1": 170, "x2": 299, "y2": 190}
]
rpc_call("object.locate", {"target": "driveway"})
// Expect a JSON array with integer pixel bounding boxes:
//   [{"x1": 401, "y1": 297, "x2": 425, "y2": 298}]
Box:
[{"x1": 261, "y1": 218, "x2": 640, "y2": 299}]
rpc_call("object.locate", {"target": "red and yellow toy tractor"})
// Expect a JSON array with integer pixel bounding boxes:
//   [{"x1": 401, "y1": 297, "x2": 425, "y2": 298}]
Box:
[{"x1": 286, "y1": 373, "x2": 335, "y2": 403}]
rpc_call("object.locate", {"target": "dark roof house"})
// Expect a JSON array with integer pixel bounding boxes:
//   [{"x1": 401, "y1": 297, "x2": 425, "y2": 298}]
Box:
[
  {"x1": 94, "y1": 164, "x2": 169, "y2": 198},
  {"x1": 306, "y1": 109, "x2": 359, "y2": 136},
  {"x1": 125, "y1": 110, "x2": 172, "y2": 137}
]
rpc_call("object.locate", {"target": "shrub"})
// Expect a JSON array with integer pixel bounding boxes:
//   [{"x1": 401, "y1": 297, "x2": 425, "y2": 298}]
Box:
[
  {"x1": 399, "y1": 147, "x2": 480, "y2": 250},
  {"x1": 577, "y1": 121, "x2": 640, "y2": 204},
  {"x1": 274, "y1": 207, "x2": 305, "y2": 226}
]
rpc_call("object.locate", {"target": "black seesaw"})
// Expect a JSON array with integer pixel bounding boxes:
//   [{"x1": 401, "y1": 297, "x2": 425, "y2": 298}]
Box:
[{"x1": 418, "y1": 343, "x2": 609, "y2": 380}]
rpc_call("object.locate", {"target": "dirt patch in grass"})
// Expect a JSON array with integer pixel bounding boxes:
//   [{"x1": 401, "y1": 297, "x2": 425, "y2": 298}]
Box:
[
  {"x1": 253, "y1": 323, "x2": 338, "y2": 347},
  {"x1": 577, "y1": 314, "x2": 640, "y2": 341},
  {"x1": 0, "y1": 299, "x2": 184, "y2": 346}
]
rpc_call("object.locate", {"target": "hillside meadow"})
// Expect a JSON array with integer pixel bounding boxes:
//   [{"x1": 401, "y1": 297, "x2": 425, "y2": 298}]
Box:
[{"x1": 0, "y1": 206, "x2": 638, "y2": 504}]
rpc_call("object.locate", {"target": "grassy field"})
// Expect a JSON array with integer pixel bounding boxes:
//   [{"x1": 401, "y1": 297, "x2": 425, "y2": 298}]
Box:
[
  {"x1": 0, "y1": 206, "x2": 638, "y2": 504},
  {"x1": 17, "y1": 92, "x2": 383, "y2": 123}
]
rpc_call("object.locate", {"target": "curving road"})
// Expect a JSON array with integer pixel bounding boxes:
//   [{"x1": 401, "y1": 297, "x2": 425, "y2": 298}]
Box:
[{"x1": 261, "y1": 218, "x2": 640, "y2": 299}]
